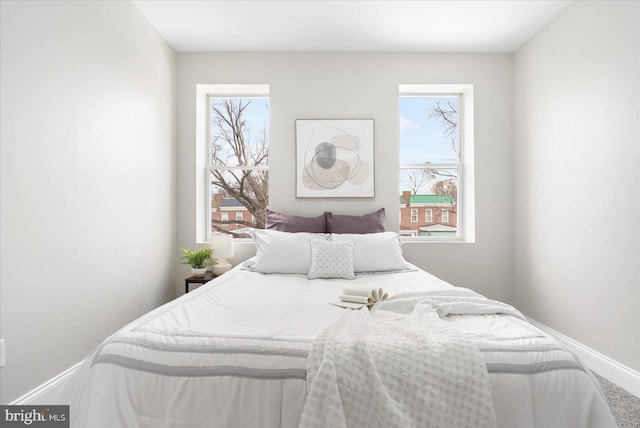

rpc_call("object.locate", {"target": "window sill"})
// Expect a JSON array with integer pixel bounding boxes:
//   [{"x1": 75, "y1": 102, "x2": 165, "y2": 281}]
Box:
[
  {"x1": 196, "y1": 237, "x2": 255, "y2": 246},
  {"x1": 401, "y1": 237, "x2": 474, "y2": 244},
  {"x1": 197, "y1": 237, "x2": 474, "y2": 246}
]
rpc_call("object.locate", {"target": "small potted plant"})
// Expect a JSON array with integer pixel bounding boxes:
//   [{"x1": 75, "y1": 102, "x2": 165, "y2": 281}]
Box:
[{"x1": 178, "y1": 247, "x2": 215, "y2": 276}]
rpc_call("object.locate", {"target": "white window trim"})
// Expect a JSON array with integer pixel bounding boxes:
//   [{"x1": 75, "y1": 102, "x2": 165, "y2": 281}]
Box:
[
  {"x1": 195, "y1": 84, "x2": 269, "y2": 243},
  {"x1": 425, "y1": 208, "x2": 433, "y2": 223},
  {"x1": 220, "y1": 212, "x2": 229, "y2": 222},
  {"x1": 442, "y1": 209, "x2": 449, "y2": 223},
  {"x1": 410, "y1": 208, "x2": 418, "y2": 223},
  {"x1": 398, "y1": 84, "x2": 475, "y2": 243}
]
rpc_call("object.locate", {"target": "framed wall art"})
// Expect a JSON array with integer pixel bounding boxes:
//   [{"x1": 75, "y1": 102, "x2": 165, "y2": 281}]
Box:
[{"x1": 296, "y1": 119, "x2": 374, "y2": 198}]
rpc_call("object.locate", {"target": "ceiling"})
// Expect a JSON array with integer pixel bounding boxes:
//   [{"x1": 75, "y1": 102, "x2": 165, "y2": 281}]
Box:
[{"x1": 132, "y1": 0, "x2": 572, "y2": 53}]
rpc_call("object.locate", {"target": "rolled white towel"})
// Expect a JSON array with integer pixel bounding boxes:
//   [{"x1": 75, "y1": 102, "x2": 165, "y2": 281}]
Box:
[
  {"x1": 339, "y1": 295, "x2": 372, "y2": 305},
  {"x1": 343, "y1": 287, "x2": 389, "y2": 303},
  {"x1": 332, "y1": 287, "x2": 390, "y2": 309}
]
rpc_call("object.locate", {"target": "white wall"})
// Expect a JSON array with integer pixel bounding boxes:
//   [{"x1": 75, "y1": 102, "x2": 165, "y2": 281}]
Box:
[
  {"x1": 176, "y1": 52, "x2": 514, "y2": 302},
  {"x1": 514, "y1": 1, "x2": 640, "y2": 371},
  {"x1": 0, "y1": 1, "x2": 176, "y2": 402}
]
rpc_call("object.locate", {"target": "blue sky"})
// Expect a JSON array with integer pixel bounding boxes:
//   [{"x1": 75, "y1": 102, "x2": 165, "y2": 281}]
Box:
[
  {"x1": 241, "y1": 97, "x2": 270, "y2": 137},
  {"x1": 399, "y1": 96, "x2": 458, "y2": 164},
  {"x1": 399, "y1": 96, "x2": 459, "y2": 195}
]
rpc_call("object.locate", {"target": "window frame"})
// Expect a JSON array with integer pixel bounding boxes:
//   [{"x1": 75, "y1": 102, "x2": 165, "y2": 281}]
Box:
[
  {"x1": 398, "y1": 84, "x2": 475, "y2": 243},
  {"x1": 410, "y1": 208, "x2": 419, "y2": 223},
  {"x1": 195, "y1": 84, "x2": 270, "y2": 243},
  {"x1": 207, "y1": 95, "x2": 269, "y2": 239},
  {"x1": 442, "y1": 209, "x2": 449, "y2": 224},
  {"x1": 425, "y1": 208, "x2": 433, "y2": 223}
]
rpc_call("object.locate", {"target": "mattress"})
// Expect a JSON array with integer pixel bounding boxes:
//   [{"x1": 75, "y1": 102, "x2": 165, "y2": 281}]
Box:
[{"x1": 65, "y1": 262, "x2": 616, "y2": 427}]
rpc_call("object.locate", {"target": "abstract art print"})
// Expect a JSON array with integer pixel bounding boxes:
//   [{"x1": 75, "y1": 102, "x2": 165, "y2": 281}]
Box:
[{"x1": 296, "y1": 119, "x2": 374, "y2": 198}]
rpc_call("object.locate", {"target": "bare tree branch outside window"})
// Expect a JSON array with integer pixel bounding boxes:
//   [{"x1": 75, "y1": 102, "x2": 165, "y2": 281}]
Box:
[
  {"x1": 407, "y1": 169, "x2": 430, "y2": 195},
  {"x1": 428, "y1": 99, "x2": 459, "y2": 158},
  {"x1": 209, "y1": 98, "x2": 269, "y2": 236},
  {"x1": 426, "y1": 99, "x2": 459, "y2": 212},
  {"x1": 431, "y1": 178, "x2": 458, "y2": 213}
]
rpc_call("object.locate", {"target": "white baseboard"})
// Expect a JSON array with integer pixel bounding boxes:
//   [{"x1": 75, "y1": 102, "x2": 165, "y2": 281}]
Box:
[
  {"x1": 528, "y1": 318, "x2": 640, "y2": 398},
  {"x1": 9, "y1": 361, "x2": 83, "y2": 405}
]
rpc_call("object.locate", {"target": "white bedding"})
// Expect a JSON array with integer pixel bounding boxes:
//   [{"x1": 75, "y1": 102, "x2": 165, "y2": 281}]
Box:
[{"x1": 65, "y1": 262, "x2": 616, "y2": 428}]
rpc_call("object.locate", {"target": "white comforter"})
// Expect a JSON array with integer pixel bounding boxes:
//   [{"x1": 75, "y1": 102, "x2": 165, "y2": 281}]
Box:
[{"x1": 65, "y1": 263, "x2": 616, "y2": 427}]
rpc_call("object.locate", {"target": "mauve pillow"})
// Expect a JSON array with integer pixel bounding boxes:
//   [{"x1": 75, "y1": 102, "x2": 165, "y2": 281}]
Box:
[
  {"x1": 266, "y1": 209, "x2": 327, "y2": 233},
  {"x1": 325, "y1": 208, "x2": 386, "y2": 234}
]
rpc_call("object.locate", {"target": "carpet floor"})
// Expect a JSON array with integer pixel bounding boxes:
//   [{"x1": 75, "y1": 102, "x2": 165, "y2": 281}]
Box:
[{"x1": 593, "y1": 372, "x2": 640, "y2": 428}]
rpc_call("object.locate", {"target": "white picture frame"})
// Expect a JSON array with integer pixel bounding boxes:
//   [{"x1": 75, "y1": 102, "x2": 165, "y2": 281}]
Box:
[{"x1": 296, "y1": 119, "x2": 374, "y2": 198}]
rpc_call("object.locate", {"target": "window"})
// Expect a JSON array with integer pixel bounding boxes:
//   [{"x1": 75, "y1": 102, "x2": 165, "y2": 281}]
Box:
[
  {"x1": 204, "y1": 86, "x2": 269, "y2": 239},
  {"x1": 399, "y1": 84, "x2": 474, "y2": 241},
  {"x1": 196, "y1": 85, "x2": 270, "y2": 242}
]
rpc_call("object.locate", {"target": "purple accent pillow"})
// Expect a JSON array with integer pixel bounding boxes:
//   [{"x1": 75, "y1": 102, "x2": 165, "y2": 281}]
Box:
[
  {"x1": 265, "y1": 209, "x2": 327, "y2": 233},
  {"x1": 325, "y1": 208, "x2": 386, "y2": 234}
]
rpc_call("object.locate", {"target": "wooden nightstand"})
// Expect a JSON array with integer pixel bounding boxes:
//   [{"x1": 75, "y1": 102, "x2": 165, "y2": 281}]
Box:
[{"x1": 184, "y1": 271, "x2": 217, "y2": 293}]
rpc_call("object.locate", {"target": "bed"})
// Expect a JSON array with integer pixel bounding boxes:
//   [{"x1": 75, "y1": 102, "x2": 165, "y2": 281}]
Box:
[{"x1": 65, "y1": 229, "x2": 616, "y2": 427}]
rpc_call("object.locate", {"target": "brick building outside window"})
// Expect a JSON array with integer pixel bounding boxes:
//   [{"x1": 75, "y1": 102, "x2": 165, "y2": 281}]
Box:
[
  {"x1": 211, "y1": 193, "x2": 251, "y2": 233},
  {"x1": 399, "y1": 191, "x2": 457, "y2": 237}
]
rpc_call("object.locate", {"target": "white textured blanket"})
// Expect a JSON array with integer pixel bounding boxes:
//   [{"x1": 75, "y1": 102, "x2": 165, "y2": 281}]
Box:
[
  {"x1": 300, "y1": 289, "x2": 500, "y2": 428},
  {"x1": 375, "y1": 288, "x2": 525, "y2": 320}
]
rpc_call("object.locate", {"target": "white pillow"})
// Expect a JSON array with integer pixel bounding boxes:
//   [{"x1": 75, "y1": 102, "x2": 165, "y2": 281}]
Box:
[
  {"x1": 308, "y1": 239, "x2": 356, "y2": 280},
  {"x1": 251, "y1": 229, "x2": 328, "y2": 274},
  {"x1": 331, "y1": 232, "x2": 409, "y2": 273}
]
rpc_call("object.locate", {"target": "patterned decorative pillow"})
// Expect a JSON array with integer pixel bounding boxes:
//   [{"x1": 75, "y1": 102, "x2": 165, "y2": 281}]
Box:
[{"x1": 307, "y1": 238, "x2": 356, "y2": 280}]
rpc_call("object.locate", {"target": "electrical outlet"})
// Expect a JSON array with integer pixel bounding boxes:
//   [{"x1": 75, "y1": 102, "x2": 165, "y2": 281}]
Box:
[{"x1": 0, "y1": 339, "x2": 5, "y2": 368}]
